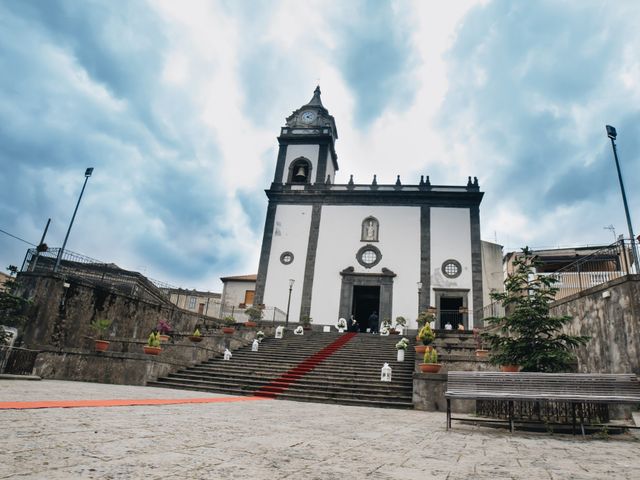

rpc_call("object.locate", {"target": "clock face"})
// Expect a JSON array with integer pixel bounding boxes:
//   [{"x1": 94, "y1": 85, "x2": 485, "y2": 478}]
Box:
[{"x1": 301, "y1": 110, "x2": 316, "y2": 124}]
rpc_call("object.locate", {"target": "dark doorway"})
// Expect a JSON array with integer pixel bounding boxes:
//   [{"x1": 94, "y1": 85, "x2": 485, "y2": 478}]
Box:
[
  {"x1": 439, "y1": 297, "x2": 463, "y2": 329},
  {"x1": 352, "y1": 286, "x2": 380, "y2": 332}
]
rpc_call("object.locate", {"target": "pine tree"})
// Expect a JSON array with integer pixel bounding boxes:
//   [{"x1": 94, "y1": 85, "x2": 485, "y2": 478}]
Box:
[{"x1": 482, "y1": 247, "x2": 589, "y2": 372}]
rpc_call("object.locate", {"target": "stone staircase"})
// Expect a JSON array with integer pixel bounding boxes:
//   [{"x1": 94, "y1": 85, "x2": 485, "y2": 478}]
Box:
[{"x1": 148, "y1": 331, "x2": 415, "y2": 409}]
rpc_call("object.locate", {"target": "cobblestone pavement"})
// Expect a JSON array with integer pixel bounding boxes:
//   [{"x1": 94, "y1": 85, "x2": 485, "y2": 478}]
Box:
[{"x1": 1, "y1": 380, "x2": 638, "y2": 479}]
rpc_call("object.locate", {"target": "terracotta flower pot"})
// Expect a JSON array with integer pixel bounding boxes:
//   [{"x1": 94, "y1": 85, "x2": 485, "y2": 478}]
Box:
[
  {"x1": 159, "y1": 334, "x2": 170, "y2": 342},
  {"x1": 95, "y1": 340, "x2": 110, "y2": 352},
  {"x1": 222, "y1": 327, "x2": 235, "y2": 334},
  {"x1": 415, "y1": 345, "x2": 427, "y2": 354},
  {"x1": 143, "y1": 345, "x2": 161, "y2": 355},
  {"x1": 303, "y1": 326, "x2": 312, "y2": 331},
  {"x1": 245, "y1": 321, "x2": 257, "y2": 328},
  {"x1": 189, "y1": 336, "x2": 203, "y2": 342},
  {"x1": 419, "y1": 363, "x2": 442, "y2": 374},
  {"x1": 501, "y1": 365, "x2": 520, "y2": 372},
  {"x1": 475, "y1": 349, "x2": 489, "y2": 358}
]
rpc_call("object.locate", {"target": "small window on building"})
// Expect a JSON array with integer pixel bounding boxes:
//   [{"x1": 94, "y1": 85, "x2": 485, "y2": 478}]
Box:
[
  {"x1": 356, "y1": 245, "x2": 382, "y2": 269},
  {"x1": 244, "y1": 290, "x2": 255, "y2": 306},
  {"x1": 280, "y1": 251, "x2": 294, "y2": 265},
  {"x1": 188, "y1": 296, "x2": 197, "y2": 309},
  {"x1": 361, "y1": 216, "x2": 379, "y2": 242},
  {"x1": 442, "y1": 259, "x2": 462, "y2": 279}
]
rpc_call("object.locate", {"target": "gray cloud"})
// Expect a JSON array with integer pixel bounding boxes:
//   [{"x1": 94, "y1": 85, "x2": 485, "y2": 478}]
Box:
[
  {"x1": 437, "y1": 0, "x2": 640, "y2": 247},
  {"x1": 333, "y1": 0, "x2": 417, "y2": 125}
]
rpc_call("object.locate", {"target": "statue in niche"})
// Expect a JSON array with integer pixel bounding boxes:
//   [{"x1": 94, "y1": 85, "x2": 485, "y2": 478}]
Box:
[{"x1": 361, "y1": 217, "x2": 379, "y2": 241}]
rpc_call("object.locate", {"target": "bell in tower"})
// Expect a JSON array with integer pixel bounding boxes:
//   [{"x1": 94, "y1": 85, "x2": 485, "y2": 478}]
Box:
[{"x1": 292, "y1": 163, "x2": 309, "y2": 183}]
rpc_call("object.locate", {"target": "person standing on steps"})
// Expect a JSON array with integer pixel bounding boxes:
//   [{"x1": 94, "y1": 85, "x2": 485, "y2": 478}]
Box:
[{"x1": 368, "y1": 311, "x2": 379, "y2": 334}]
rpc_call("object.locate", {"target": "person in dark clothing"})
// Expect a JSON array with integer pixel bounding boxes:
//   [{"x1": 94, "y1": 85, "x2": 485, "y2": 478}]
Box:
[{"x1": 368, "y1": 311, "x2": 379, "y2": 333}]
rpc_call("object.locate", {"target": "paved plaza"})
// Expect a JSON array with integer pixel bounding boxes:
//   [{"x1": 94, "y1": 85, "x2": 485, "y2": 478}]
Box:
[{"x1": 0, "y1": 380, "x2": 638, "y2": 479}]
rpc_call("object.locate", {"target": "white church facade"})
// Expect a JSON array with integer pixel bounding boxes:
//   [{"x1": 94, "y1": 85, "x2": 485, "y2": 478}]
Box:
[{"x1": 255, "y1": 87, "x2": 484, "y2": 331}]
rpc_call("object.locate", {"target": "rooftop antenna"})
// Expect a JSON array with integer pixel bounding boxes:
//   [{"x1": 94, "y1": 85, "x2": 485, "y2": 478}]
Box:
[{"x1": 603, "y1": 225, "x2": 616, "y2": 242}]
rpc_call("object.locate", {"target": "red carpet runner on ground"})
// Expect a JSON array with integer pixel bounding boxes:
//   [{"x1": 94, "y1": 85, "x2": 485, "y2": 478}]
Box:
[
  {"x1": 254, "y1": 332, "x2": 357, "y2": 398},
  {"x1": 0, "y1": 396, "x2": 267, "y2": 410}
]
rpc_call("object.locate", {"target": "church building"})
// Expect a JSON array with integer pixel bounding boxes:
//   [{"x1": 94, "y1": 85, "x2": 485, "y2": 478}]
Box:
[{"x1": 254, "y1": 87, "x2": 484, "y2": 330}]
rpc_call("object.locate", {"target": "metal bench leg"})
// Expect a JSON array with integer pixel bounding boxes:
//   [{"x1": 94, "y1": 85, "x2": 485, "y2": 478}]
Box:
[
  {"x1": 446, "y1": 399, "x2": 451, "y2": 430},
  {"x1": 571, "y1": 403, "x2": 576, "y2": 436},
  {"x1": 578, "y1": 403, "x2": 585, "y2": 437},
  {"x1": 509, "y1": 401, "x2": 514, "y2": 433}
]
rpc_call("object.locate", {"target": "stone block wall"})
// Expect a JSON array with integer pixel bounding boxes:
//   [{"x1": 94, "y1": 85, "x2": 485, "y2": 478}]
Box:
[
  {"x1": 15, "y1": 272, "x2": 205, "y2": 350},
  {"x1": 550, "y1": 275, "x2": 640, "y2": 375},
  {"x1": 33, "y1": 327, "x2": 272, "y2": 385}
]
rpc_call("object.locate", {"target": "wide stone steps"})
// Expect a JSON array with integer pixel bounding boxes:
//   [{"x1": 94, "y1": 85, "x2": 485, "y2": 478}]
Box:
[
  {"x1": 165, "y1": 370, "x2": 412, "y2": 391},
  {"x1": 149, "y1": 331, "x2": 416, "y2": 409}
]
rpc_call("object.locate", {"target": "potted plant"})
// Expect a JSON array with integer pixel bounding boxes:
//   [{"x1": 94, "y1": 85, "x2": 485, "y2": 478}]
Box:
[
  {"x1": 473, "y1": 327, "x2": 488, "y2": 358},
  {"x1": 156, "y1": 319, "x2": 172, "y2": 342},
  {"x1": 395, "y1": 337, "x2": 409, "y2": 361},
  {"x1": 336, "y1": 318, "x2": 347, "y2": 332},
  {"x1": 301, "y1": 315, "x2": 313, "y2": 331},
  {"x1": 90, "y1": 318, "x2": 112, "y2": 352},
  {"x1": 382, "y1": 317, "x2": 393, "y2": 333},
  {"x1": 244, "y1": 306, "x2": 263, "y2": 327},
  {"x1": 394, "y1": 316, "x2": 407, "y2": 334},
  {"x1": 143, "y1": 331, "x2": 162, "y2": 355},
  {"x1": 419, "y1": 346, "x2": 442, "y2": 373},
  {"x1": 415, "y1": 323, "x2": 435, "y2": 354},
  {"x1": 189, "y1": 328, "x2": 203, "y2": 342},
  {"x1": 222, "y1": 316, "x2": 235, "y2": 334},
  {"x1": 256, "y1": 330, "x2": 265, "y2": 342}
]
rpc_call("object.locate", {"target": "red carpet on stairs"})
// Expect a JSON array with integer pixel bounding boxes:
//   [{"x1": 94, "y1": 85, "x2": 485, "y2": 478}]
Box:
[{"x1": 254, "y1": 332, "x2": 357, "y2": 398}]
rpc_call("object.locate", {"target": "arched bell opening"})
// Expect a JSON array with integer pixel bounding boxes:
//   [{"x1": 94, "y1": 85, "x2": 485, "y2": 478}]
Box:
[{"x1": 287, "y1": 157, "x2": 313, "y2": 184}]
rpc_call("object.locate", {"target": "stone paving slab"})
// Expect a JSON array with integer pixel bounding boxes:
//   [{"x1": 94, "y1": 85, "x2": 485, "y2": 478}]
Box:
[{"x1": 0, "y1": 380, "x2": 638, "y2": 479}]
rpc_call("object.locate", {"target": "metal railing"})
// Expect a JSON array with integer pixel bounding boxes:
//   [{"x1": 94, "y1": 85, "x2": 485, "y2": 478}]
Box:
[
  {"x1": 219, "y1": 303, "x2": 287, "y2": 324},
  {"x1": 0, "y1": 346, "x2": 40, "y2": 375},
  {"x1": 545, "y1": 239, "x2": 637, "y2": 301},
  {"x1": 21, "y1": 248, "x2": 177, "y2": 304}
]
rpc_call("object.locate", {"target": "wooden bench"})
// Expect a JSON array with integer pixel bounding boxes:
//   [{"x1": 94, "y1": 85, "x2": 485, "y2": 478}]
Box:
[{"x1": 445, "y1": 371, "x2": 640, "y2": 434}]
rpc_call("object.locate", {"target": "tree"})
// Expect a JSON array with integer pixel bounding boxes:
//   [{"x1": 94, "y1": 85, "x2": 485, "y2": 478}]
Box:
[
  {"x1": 0, "y1": 266, "x2": 31, "y2": 345},
  {"x1": 482, "y1": 247, "x2": 589, "y2": 372}
]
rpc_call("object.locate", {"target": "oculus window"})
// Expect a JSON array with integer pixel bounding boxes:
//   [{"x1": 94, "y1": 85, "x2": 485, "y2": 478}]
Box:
[
  {"x1": 356, "y1": 244, "x2": 382, "y2": 268},
  {"x1": 442, "y1": 259, "x2": 462, "y2": 279},
  {"x1": 280, "y1": 251, "x2": 294, "y2": 265}
]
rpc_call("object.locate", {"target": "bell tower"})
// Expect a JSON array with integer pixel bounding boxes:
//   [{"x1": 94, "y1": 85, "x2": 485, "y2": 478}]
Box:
[{"x1": 272, "y1": 86, "x2": 339, "y2": 187}]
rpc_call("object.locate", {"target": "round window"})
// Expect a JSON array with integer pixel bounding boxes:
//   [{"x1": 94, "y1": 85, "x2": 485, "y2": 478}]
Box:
[
  {"x1": 356, "y1": 245, "x2": 382, "y2": 268},
  {"x1": 280, "y1": 251, "x2": 294, "y2": 265},
  {"x1": 442, "y1": 259, "x2": 462, "y2": 278}
]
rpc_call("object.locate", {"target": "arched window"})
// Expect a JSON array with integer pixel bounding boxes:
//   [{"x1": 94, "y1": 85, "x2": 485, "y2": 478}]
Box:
[
  {"x1": 288, "y1": 157, "x2": 313, "y2": 184},
  {"x1": 361, "y1": 216, "x2": 379, "y2": 242}
]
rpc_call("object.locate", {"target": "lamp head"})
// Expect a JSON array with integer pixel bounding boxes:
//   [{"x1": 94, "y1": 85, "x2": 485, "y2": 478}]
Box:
[
  {"x1": 606, "y1": 125, "x2": 617, "y2": 140},
  {"x1": 85, "y1": 167, "x2": 94, "y2": 177},
  {"x1": 289, "y1": 278, "x2": 295, "y2": 288}
]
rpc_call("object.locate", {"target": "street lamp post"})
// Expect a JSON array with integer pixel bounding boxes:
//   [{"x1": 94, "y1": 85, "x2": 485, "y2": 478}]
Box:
[
  {"x1": 285, "y1": 278, "x2": 295, "y2": 329},
  {"x1": 417, "y1": 281, "x2": 423, "y2": 314},
  {"x1": 54, "y1": 168, "x2": 94, "y2": 273},
  {"x1": 605, "y1": 126, "x2": 640, "y2": 273}
]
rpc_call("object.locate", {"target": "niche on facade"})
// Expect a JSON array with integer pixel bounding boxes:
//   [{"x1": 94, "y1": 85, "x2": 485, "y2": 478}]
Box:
[{"x1": 361, "y1": 216, "x2": 379, "y2": 242}]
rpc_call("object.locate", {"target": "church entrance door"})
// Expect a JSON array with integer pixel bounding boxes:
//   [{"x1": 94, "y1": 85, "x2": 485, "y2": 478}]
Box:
[
  {"x1": 439, "y1": 296, "x2": 463, "y2": 329},
  {"x1": 352, "y1": 286, "x2": 380, "y2": 332}
]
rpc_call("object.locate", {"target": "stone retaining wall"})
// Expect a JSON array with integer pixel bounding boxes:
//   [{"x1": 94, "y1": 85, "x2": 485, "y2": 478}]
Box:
[
  {"x1": 550, "y1": 275, "x2": 640, "y2": 375},
  {"x1": 33, "y1": 327, "x2": 273, "y2": 385}
]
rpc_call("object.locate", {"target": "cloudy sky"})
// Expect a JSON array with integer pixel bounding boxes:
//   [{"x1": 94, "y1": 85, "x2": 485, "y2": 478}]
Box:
[{"x1": 1, "y1": 0, "x2": 639, "y2": 291}]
